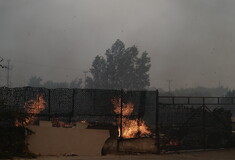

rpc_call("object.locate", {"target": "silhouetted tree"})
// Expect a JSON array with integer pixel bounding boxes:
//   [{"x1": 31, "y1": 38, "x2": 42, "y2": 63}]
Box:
[
  {"x1": 28, "y1": 76, "x2": 42, "y2": 87},
  {"x1": 87, "y1": 39, "x2": 151, "y2": 90},
  {"x1": 225, "y1": 90, "x2": 235, "y2": 97},
  {"x1": 28, "y1": 77, "x2": 83, "y2": 89},
  {"x1": 221, "y1": 89, "x2": 235, "y2": 104},
  {"x1": 70, "y1": 78, "x2": 83, "y2": 88},
  {"x1": 89, "y1": 55, "x2": 107, "y2": 89},
  {"x1": 43, "y1": 81, "x2": 69, "y2": 89}
]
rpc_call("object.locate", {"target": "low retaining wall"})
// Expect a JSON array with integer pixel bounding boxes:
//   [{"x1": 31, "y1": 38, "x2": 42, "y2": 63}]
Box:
[
  {"x1": 102, "y1": 137, "x2": 157, "y2": 155},
  {"x1": 28, "y1": 123, "x2": 110, "y2": 156}
]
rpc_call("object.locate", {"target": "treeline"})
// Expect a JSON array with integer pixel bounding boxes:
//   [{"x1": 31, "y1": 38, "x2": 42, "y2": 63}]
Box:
[
  {"x1": 27, "y1": 39, "x2": 151, "y2": 90},
  {"x1": 27, "y1": 76, "x2": 83, "y2": 89},
  {"x1": 157, "y1": 86, "x2": 234, "y2": 97},
  {"x1": 172, "y1": 86, "x2": 231, "y2": 97}
]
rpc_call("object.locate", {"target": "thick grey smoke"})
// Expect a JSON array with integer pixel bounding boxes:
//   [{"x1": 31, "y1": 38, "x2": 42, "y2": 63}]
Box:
[{"x1": 0, "y1": 0, "x2": 235, "y2": 90}]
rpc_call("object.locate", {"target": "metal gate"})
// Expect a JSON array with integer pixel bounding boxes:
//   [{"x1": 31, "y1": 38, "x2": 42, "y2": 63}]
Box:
[{"x1": 157, "y1": 95, "x2": 233, "y2": 153}]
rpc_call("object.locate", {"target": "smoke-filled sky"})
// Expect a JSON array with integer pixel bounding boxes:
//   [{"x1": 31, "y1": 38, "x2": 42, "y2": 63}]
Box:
[{"x1": 0, "y1": 0, "x2": 235, "y2": 90}]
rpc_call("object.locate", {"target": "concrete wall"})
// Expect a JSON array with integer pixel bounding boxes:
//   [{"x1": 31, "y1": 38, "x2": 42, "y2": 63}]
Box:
[
  {"x1": 102, "y1": 137, "x2": 157, "y2": 155},
  {"x1": 28, "y1": 125, "x2": 109, "y2": 156}
]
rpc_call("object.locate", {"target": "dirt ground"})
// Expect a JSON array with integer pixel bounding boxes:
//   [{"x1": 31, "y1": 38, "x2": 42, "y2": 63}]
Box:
[{"x1": 14, "y1": 149, "x2": 235, "y2": 160}]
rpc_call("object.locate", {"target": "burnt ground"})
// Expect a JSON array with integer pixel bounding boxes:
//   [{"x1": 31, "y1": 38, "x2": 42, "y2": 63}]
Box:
[{"x1": 15, "y1": 149, "x2": 235, "y2": 160}]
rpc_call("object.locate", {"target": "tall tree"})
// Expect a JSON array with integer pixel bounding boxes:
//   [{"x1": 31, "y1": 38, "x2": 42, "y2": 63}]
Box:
[
  {"x1": 88, "y1": 55, "x2": 107, "y2": 89},
  {"x1": 87, "y1": 39, "x2": 151, "y2": 90}
]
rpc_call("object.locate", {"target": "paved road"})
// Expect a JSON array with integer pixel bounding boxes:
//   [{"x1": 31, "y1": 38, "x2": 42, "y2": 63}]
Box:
[{"x1": 15, "y1": 149, "x2": 235, "y2": 160}]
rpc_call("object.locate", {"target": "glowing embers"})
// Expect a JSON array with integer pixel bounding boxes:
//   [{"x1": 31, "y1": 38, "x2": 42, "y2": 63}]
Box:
[{"x1": 112, "y1": 98, "x2": 151, "y2": 139}]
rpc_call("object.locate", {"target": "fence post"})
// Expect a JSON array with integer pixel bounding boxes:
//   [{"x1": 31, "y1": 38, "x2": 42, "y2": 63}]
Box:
[
  {"x1": 138, "y1": 91, "x2": 147, "y2": 138},
  {"x1": 120, "y1": 89, "x2": 123, "y2": 139},
  {"x1": 70, "y1": 89, "x2": 75, "y2": 123},
  {"x1": 156, "y1": 90, "x2": 160, "y2": 154},
  {"x1": 202, "y1": 97, "x2": 206, "y2": 150},
  {"x1": 48, "y1": 89, "x2": 51, "y2": 121},
  {"x1": 117, "y1": 89, "x2": 124, "y2": 152},
  {"x1": 24, "y1": 87, "x2": 28, "y2": 107}
]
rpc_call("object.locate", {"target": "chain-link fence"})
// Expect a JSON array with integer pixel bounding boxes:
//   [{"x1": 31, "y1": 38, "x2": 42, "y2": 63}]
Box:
[
  {"x1": 0, "y1": 87, "x2": 234, "y2": 153},
  {"x1": 158, "y1": 96, "x2": 234, "y2": 152}
]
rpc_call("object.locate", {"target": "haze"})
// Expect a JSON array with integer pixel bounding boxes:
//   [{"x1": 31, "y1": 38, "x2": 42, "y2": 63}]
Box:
[{"x1": 0, "y1": 0, "x2": 235, "y2": 90}]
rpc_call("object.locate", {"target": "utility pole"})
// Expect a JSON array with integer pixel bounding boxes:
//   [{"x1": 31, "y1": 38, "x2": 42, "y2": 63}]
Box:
[
  {"x1": 0, "y1": 56, "x2": 7, "y2": 87},
  {"x1": 83, "y1": 71, "x2": 88, "y2": 88},
  {"x1": 6, "y1": 59, "x2": 13, "y2": 88},
  {"x1": 167, "y1": 79, "x2": 173, "y2": 93}
]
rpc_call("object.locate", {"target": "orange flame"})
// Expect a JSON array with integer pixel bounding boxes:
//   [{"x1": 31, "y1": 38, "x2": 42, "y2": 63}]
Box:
[
  {"x1": 80, "y1": 120, "x2": 87, "y2": 124},
  {"x1": 112, "y1": 98, "x2": 151, "y2": 139},
  {"x1": 15, "y1": 95, "x2": 46, "y2": 126}
]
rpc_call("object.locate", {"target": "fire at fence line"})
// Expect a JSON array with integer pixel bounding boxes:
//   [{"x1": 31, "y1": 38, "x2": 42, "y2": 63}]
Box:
[
  {"x1": 15, "y1": 94, "x2": 79, "y2": 128},
  {"x1": 14, "y1": 95, "x2": 152, "y2": 140},
  {"x1": 15, "y1": 94, "x2": 46, "y2": 126},
  {"x1": 112, "y1": 98, "x2": 151, "y2": 139}
]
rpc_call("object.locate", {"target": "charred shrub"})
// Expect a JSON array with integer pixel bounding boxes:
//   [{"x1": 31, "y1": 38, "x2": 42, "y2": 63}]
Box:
[{"x1": 0, "y1": 101, "x2": 35, "y2": 159}]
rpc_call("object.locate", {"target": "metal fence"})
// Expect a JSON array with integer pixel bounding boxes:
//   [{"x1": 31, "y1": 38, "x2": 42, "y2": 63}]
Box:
[
  {"x1": 0, "y1": 87, "x2": 234, "y2": 153},
  {"x1": 157, "y1": 96, "x2": 234, "y2": 152}
]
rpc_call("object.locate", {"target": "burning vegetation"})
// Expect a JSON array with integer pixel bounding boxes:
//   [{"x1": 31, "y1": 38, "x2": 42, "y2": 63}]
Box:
[
  {"x1": 15, "y1": 94, "x2": 151, "y2": 138},
  {"x1": 15, "y1": 94, "x2": 46, "y2": 126},
  {"x1": 112, "y1": 98, "x2": 151, "y2": 139}
]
